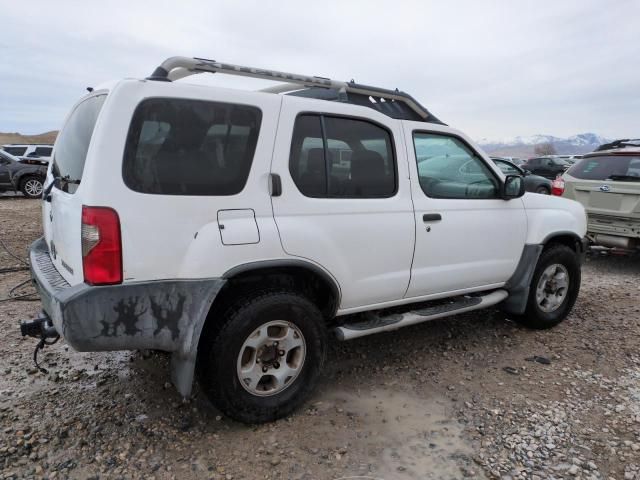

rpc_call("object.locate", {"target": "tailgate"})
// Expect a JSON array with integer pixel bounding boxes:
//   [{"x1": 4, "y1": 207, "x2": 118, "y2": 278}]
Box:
[
  {"x1": 567, "y1": 180, "x2": 640, "y2": 217},
  {"x1": 44, "y1": 93, "x2": 108, "y2": 285}
]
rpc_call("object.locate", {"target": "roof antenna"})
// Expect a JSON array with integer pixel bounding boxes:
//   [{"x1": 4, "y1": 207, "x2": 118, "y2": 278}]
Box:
[{"x1": 86, "y1": 87, "x2": 94, "y2": 93}]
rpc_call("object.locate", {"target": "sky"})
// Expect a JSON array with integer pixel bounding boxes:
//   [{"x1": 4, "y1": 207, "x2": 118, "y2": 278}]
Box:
[{"x1": 0, "y1": 0, "x2": 639, "y2": 140}]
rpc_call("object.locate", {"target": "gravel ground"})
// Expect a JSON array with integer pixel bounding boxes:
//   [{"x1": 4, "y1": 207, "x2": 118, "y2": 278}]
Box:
[{"x1": 1, "y1": 196, "x2": 639, "y2": 480}]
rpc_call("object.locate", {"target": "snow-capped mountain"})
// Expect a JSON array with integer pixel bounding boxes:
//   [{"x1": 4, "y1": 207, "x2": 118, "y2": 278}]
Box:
[{"x1": 477, "y1": 133, "x2": 610, "y2": 157}]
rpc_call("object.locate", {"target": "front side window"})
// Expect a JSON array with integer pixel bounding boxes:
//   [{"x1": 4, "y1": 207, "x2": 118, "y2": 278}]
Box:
[
  {"x1": 413, "y1": 132, "x2": 499, "y2": 199},
  {"x1": 289, "y1": 114, "x2": 396, "y2": 198},
  {"x1": 568, "y1": 155, "x2": 640, "y2": 181},
  {"x1": 123, "y1": 98, "x2": 262, "y2": 195},
  {"x1": 494, "y1": 160, "x2": 520, "y2": 175}
]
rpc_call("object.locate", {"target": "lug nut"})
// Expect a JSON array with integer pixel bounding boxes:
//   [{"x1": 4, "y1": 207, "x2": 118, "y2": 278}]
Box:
[
  {"x1": 262, "y1": 366, "x2": 268, "y2": 373},
  {"x1": 278, "y1": 350, "x2": 285, "y2": 356},
  {"x1": 274, "y1": 362, "x2": 280, "y2": 369}
]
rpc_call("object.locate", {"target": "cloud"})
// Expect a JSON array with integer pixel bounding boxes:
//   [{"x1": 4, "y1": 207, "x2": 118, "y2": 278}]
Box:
[{"x1": 1, "y1": 0, "x2": 638, "y2": 138}]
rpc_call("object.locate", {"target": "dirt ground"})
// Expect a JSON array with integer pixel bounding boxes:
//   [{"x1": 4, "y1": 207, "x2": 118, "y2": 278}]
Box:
[{"x1": 1, "y1": 196, "x2": 639, "y2": 480}]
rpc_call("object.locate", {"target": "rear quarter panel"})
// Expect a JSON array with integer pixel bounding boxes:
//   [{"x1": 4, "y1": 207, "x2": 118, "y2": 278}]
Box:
[{"x1": 80, "y1": 80, "x2": 287, "y2": 282}]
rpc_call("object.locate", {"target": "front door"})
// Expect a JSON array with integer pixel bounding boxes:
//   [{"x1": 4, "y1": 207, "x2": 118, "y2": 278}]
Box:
[
  {"x1": 271, "y1": 97, "x2": 415, "y2": 310},
  {"x1": 403, "y1": 124, "x2": 527, "y2": 298}
]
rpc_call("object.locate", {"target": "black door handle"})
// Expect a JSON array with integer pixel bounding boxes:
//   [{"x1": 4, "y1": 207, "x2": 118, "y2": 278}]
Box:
[
  {"x1": 269, "y1": 173, "x2": 282, "y2": 197},
  {"x1": 423, "y1": 213, "x2": 442, "y2": 222}
]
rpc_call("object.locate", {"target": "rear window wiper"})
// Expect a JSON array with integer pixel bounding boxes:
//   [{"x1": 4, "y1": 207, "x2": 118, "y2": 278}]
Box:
[
  {"x1": 43, "y1": 175, "x2": 81, "y2": 201},
  {"x1": 606, "y1": 175, "x2": 640, "y2": 182}
]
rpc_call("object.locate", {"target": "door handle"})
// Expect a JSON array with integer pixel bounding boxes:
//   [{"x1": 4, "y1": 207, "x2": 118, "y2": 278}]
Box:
[
  {"x1": 423, "y1": 213, "x2": 442, "y2": 222},
  {"x1": 269, "y1": 173, "x2": 282, "y2": 197}
]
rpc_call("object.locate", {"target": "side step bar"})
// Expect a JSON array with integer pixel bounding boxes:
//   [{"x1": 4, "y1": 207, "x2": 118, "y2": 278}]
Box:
[{"x1": 335, "y1": 289, "x2": 508, "y2": 341}]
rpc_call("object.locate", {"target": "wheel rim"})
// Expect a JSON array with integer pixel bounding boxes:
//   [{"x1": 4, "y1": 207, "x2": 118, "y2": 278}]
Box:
[
  {"x1": 24, "y1": 179, "x2": 43, "y2": 196},
  {"x1": 535, "y1": 264, "x2": 569, "y2": 313},
  {"x1": 236, "y1": 320, "x2": 306, "y2": 397},
  {"x1": 537, "y1": 187, "x2": 549, "y2": 195}
]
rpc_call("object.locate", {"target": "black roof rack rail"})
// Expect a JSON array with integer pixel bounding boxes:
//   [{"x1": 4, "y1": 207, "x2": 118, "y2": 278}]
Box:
[
  {"x1": 148, "y1": 56, "x2": 445, "y2": 125},
  {"x1": 595, "y1": 139, "x2": 640, "y2": 151}
]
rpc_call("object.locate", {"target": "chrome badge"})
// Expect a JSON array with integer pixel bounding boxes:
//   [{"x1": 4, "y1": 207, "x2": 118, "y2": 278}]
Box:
[{"x1": 599, "y1": 185, "x2": 611, "y2": 192}]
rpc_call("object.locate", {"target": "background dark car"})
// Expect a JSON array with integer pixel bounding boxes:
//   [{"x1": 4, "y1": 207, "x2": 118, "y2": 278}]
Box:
[
  {"x1": 522, "y1": 156, "x2": 570, "y2": 179},
  {"x1": 491, "y1": 158, "x2": 552, "y2": 194},
  {"x1": 0, "y1": 150, "x2": 47, "y2": 198}
]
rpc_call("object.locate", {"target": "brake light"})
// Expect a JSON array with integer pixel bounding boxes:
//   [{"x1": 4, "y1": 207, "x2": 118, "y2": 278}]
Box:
[
  {"x1": 551, "y1": 177, "x2": 565, "y2": 196},
  {"x1": 81, "y1": 206, "x2": 122, "y2": 285}
]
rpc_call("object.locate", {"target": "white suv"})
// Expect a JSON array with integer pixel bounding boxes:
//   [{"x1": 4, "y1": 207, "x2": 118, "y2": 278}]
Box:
[
  {"x1": 23, "y1": 57, "x2": 588, "y2": 423},
  {"x1": 2, "y1": 144, "x2": 54, "y2": 164}
]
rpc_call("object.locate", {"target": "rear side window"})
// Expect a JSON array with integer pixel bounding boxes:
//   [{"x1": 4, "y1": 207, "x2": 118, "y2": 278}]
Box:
[
  {"x1": 53, "y1": 94, "x2": 107, "y2": 193},
  {"x1": 3, "y1": 147, "x2": 26, "y2": 156},
  {"x1": 568, "y1": 155, "x2": 640, "y2": 180},
  {"x1": 123, "y1": 98, "x2": 262, "y2": 196},
  {"x1": 289, "y1": 114, "x2": 396, "y2": 198},
  {"x1": 34, "y1": 147, "x2": 53, "y2": 156}
]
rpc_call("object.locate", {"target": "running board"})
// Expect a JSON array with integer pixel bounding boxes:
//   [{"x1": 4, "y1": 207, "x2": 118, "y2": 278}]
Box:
[{"x1": 334, "y1": 289, "x2": 508, "y2": 341}]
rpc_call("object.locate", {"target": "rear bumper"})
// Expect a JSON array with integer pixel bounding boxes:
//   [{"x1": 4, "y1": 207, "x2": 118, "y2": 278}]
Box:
[
  {"x1": 29, "y1": 237, "x2": 225, "y2": 354},
  {"x1": 587, "y1": 214, "x2": 640, "y2": 240}
]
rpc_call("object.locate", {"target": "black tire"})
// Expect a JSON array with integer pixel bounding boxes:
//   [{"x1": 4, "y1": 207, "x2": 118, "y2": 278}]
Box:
[
  {"x1": 197, "y1": 291, "x2": 327, "y2": 424},
  {"x1": 535, "y1": 186, "x2": 550, "y2": 195},
  {"x1": 515, "y1": 244, "x2": 581, "y2": 329},
  {"x1": 20, "y1": 176, "x2": 44, "y2": 199}
]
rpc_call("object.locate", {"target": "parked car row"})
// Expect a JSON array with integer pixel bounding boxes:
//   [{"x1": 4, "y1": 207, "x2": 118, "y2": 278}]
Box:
[
  {"x1": 0, "y1": 150, "x2": 47, "y2": 198},
  {"x1": 1, "y1": 143, "x2": 53, "y2": 166},
  {"x1": 490, "y1": 157, "x2": 553, "y2": 194}
]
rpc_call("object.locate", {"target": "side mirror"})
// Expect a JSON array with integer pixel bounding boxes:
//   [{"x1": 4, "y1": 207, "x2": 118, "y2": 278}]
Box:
[{"x1": 503, "y1": 175, "x2": 525, "y2": 199}]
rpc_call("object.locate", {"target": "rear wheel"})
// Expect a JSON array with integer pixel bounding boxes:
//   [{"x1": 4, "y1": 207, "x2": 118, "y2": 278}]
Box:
[
  {"x1": 535, "y1": 186, "x2": 550, "y2": 195},
  {"x1": 515, "y1": 244, "x2": 581, "y2": 329},
  {"x1": 20, "y1": 176, "x2": 44, "y2": 199},
  {"x1": 198, "y1": 291, "x2": 327, "y2": 424}
]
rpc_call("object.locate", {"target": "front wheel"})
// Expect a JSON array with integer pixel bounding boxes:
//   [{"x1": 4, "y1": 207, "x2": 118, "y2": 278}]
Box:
[
  {"x1": 515, "y1": 244, "x2": 581, "y2": 329},
  {"x1": 198, "y1": 291, "x2": 327, "y2": 424},
  {"x1": 20, "y1": 176, "x2": 44, "y2": 199}
]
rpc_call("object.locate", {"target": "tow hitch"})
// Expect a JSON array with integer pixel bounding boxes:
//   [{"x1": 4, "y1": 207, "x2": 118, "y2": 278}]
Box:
[{"x1": 20, "y1": 312, "x2": 60, "y2": 373}]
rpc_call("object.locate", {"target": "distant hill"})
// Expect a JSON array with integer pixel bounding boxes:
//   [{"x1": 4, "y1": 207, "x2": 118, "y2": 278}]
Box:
[
  {"x1": 477, "y1": 133, "x2": 610, "y2": 158},
  {"x1": 0, "y1": 131, "x2": 58, "y2": 146}
]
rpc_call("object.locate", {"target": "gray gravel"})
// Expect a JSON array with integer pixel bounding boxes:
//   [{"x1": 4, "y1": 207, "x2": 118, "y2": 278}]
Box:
[{"x1": 1, "y1": 197, "x2": 639, "y2": 480}]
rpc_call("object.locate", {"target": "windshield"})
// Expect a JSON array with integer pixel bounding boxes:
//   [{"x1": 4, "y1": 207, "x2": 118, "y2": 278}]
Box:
[
  {"x1": 52, "y1": 94, "x2": 106, "y2": 193},
  {"x1": 567, "y1": 155, "x2": 640, "y2": 181}
]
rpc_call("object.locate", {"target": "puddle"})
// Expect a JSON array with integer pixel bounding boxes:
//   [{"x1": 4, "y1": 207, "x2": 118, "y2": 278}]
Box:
[{"x1": 323, "y1": 388, "x2": 483, "y2": 480}]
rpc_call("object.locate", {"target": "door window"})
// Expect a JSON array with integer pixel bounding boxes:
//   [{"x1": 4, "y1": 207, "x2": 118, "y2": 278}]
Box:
[
  {"x1": 289, "y1": 114, "x2": 396, "y2": 198},
  {"x1": 494, "y1": 160, "x2": 520, "y2": 175},
  {"x1": 412, "y1": 132, "x2": 499, "y2": 199},
  {"x1": 3, "y1": 147, "x2": 26, "y2": 156},
  {"x1": 123, "y1": 98, "x2": 262, "y2": 196}
]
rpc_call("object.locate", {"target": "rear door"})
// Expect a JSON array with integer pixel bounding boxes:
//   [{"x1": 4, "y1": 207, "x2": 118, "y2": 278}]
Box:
[
  {"x1": 45, "y1": 94, "x2": 107, "y2": 284},
  {"x1": 270, "y1": 97, "x2": 415, "y2": 310}
]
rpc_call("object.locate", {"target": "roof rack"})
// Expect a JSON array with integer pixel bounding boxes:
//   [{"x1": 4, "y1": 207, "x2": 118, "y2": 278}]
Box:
[
  {"x1": 148, "y1": 56, "x2": 444, "y2": 124},
  {"x1": 595, "y1": 139, "x2": 640, "y2": 151}
]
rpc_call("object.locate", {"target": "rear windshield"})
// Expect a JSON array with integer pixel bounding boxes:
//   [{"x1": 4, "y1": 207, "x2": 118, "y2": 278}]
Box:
[
  {"x1": 53, "y1": 94, "x2": 107, "y2": 193},
  {"x1": 122, "y1": 98, "x2": 262, "y2": 196},
  {"x1": 567, "y1": 155, "x2": 640, "y2": 181}
]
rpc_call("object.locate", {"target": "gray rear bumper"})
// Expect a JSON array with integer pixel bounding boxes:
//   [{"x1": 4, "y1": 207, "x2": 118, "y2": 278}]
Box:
[{"x1": 29, "y1": 237, "x2": 226, "y2": 395}]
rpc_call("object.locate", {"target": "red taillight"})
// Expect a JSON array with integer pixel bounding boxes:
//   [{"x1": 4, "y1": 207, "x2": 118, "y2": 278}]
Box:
[
  {"x1": 81, "y1": 206, "x2": 122, "y2": 285},
  {"x1": 551, "y1": 177, "x2": 565, "y2": 196}
]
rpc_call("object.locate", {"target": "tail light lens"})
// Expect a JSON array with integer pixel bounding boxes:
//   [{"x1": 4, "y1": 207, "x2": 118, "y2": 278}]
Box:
[
  {"x1": 81, "y1": 206, "x2": 122, "y2": 285},
  {"x1": 551, "y1": 177, "x2": 565, "y2": 196}
]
